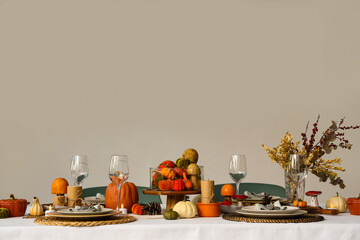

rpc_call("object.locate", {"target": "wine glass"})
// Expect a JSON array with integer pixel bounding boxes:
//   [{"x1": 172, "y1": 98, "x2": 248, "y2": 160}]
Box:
[
  {"x1": 70, "y1": 155, "x2": 89, "y2": 186},
  {"x1": 286, "y1": 154, "x2": 308, "y2": 202},
  {"x1": 109, "y1": 155, "x2": 129, "y2": 211},
  {"x1": 229, "y1": 154, "x2": 247, "y2": 195}
]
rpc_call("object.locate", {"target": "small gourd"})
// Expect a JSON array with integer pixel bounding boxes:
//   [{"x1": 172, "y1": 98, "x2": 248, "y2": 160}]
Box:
[
  {"x1": 0, "y1": 208, "x2": 9, "y2": 218},
  {"x1": 131, "y1": 203, "x2": 145, "y2": 215},
  {"x1": 293, "y1": 200, "x2": 307, "y2": 208},
  {"x1": 163, "y1": 208, "x2": 179, "y2": 220},
  {"x1": 175, "y1": 158, "x2": 191, "y2": 168},
  {"x1": 183, "y1": 172, "x2": 193, "y2": 190},
  {"x1": 173, "y1": 179, "x2": 185, "y2": 191},
  {"x1": 326, "y1": 192, "x2": 347, "y2": 213},
  {"x1": 186, "y1": 164, "x2": 200, "y2": 189},
  {"x1": 29, "y1": 197, "x2": 44, "y2": 216},
  {"x1": 158, "y1": 179, "x2": 174, "y2": 191},
  {"x1": 173, "y1": 197, "x2": 197, "y2": 218},
  {"x1": 160, "y1": 168, "x2": 176, "y2": 180}
]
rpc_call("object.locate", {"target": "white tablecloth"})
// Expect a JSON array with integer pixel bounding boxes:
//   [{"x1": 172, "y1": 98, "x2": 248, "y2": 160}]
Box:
[{"x1": 1, "y1": 212, "x2": 360, "y2": 240}]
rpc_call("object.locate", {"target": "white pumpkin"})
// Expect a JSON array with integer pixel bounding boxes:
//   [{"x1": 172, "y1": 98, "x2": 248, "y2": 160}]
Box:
[
  {"x1": 30, "y1": 197, "x2": 44, "y2": 216},
  {"x1": 173, "y1": 199, "x2": 197, "y2": 218},
  {"x1": 326, "y1": 192, "x2": 347, "y2": 213}
]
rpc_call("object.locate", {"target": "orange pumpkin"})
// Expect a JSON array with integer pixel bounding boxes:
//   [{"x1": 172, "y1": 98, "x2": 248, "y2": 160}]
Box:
[
  {"x1": 160, "y1": 168, "x2": 176, "y2": 180},
  {"x1": 293, "y1": 200, "x2": 307, "y2": 208},
  {"x1": 158, "y1": 179, "x2": 174, "y2": 191},
  {"x1": 221, "y1": 184, "x2": 235, "y2": 196},
  {"x1": 105, "y1": 182, "x2": 139, "y2": 212},
  {"x1": 173, "y1": 167, "x2": 186, "y2": 178},
  {"x1": 173, "y1": 179, "x2": 185, "y2": 191},
  {"x1": 51, "y1": 178, "x2": 69, "y2": 195},
  {"x1": 183, "y1": 172, "x2": 192, "y2": 190},
  {"x1": 131, "y1": 203, "x2": 145, "y2": 215}
]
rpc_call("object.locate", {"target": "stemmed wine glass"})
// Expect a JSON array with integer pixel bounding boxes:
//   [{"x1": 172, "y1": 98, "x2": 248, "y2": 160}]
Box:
[
  {"x1": 70, "y1": 155, "x2": 89, "y2": 186},
  {"x1": 229, "y1": 154, "x2": 247, "y2": 195},
  {"x1": 109, "y1": 155, "x2": 129, "y2": 211},
  {"x1": 286, "y1": 154, "x2": 308, "y2": 203}
]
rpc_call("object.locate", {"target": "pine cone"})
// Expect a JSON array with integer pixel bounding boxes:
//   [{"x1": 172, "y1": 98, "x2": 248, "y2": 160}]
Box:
[
  {"x1": 143, "y1": 201, "x2": 161, "y2": 215},
  {"x1": 262, "y1": 193, "x2": 272, "y2": 206}
]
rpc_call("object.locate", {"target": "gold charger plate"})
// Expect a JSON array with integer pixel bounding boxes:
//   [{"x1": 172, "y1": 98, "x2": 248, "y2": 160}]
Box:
[{"x1": 46, "y1": 210, "x2": 121, "y2": 220}]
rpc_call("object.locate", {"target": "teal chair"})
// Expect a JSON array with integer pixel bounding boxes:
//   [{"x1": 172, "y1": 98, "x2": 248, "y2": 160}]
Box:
[
  {"x1": 82, "y1": 186, "x2": 162, "y2": 204},
  {"x1": 214, "y1": 182, "x2": 286, "y2": 202}
]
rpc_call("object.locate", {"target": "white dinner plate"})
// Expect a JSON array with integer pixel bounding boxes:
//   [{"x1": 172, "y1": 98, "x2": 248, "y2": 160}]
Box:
[
  {"x1": 47, "y1": 210, "x2": 120, "y2": 220},
  {"x1": 57, "y1": 207, "x2": 113, "y2": 215},
  {"x1": 236, "y1": 209, "x2": 307, "y2": 219},
  {"x1": 241, "y1": 206, "x2": 299, "y2": 214}
]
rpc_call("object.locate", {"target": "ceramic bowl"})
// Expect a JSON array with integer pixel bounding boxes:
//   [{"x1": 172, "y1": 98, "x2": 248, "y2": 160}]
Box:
[
  {"x1": 197, "y1": 202, "x2": 221, "y2": 217},
  {"x1": 0, "y1": 197, "x2": 28, "y2": 217},
  {"x1": 346, "y1": 197, "x2": 360, "y2": 215}
]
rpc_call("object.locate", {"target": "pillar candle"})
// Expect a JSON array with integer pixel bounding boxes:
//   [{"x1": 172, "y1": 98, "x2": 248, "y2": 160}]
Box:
[
  {"x1": 201, "y1": 180, "x2": 215, "y2": 203},
  {"x1": 67, "y1": 186, "x2": 82, "y2": 206}
]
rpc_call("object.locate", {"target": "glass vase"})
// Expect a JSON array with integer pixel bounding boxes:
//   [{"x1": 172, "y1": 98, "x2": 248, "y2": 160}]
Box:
[{"x1": 284, "y1": 169, "x2": 306, "y2": 202}]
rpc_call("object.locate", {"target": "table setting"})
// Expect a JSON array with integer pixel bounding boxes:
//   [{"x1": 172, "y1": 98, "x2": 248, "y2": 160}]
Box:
[{"x1": 1, "y1": 116, "x2": 360, "y2": 239}]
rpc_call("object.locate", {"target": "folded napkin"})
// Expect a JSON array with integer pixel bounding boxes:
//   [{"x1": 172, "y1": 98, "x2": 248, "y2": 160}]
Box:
[
  {"x1": 95, "y1": 193, "x2": 105, "y2": 199},
  {"x1": 255, "y1": 200, "x2": 287, "y2": 210},
  {"x1": 69, "y1": 204, "x2": 102, "y2": 212},
  {"x1": 244, "y1": 191, "x2": 265, "y2": 199}
]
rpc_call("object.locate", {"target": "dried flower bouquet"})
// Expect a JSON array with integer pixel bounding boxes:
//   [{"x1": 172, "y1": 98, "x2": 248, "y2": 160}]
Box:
[{"x1": 262, "y1": 116, "x2": 359, "y2": 189}]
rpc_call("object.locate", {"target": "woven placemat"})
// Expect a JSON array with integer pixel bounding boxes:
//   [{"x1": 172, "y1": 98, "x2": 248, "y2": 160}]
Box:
[
  {"x1": 223, "y1": 213, "x2": 324, "y2": 223},
  {"x1": 23, "y1": 214, "x2": 45, "y2": 219},
  {"x1": 34, "y1": 215, "x2": 136, "y2": 227}
]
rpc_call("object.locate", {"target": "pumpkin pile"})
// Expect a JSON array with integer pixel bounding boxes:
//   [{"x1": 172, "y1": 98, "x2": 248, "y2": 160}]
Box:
[{"x1": 152, "y1": 148, "x2": 201, "y2": 191}]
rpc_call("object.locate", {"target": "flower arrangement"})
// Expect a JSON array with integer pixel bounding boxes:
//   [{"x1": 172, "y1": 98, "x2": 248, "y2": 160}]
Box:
[{"x1": 262, "y1": 116, "x2": 359, "y2": 189}]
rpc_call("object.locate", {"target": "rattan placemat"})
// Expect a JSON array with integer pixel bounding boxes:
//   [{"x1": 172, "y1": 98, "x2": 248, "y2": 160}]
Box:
[
  {"x1": 222, "y1": 213, "x2": 324, "y2": 223},
  {"x1": 34, "y1": 215, "x2": 136, "y2": 227},
  {"x1": 24, "y1": 214, "x2": 44, "y2": 219}
]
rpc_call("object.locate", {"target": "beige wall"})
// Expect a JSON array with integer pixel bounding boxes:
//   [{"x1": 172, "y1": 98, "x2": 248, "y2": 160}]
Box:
[{"x1": 1, "y1": 0, "x2": 359, "y2": 204}]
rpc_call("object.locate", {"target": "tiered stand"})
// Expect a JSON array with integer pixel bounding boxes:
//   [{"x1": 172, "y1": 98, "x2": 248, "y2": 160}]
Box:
[{"x1": 142, "y1": 189, "x2": 201, "y2": 211}]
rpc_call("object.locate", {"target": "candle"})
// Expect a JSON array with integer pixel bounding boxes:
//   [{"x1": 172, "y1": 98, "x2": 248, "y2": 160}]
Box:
[
  {"x1": 119, "y1": 203, "x2": 127, "y2": 215},
  {"x1": 200, "y1": 180, "x2": 215, "y2": 203},
  {"x1": 45, "y1": 205, "x2": 55, "y2": 216},
  {"x1": 67, "y1": 186, "x2": 82, "y2": 206}
]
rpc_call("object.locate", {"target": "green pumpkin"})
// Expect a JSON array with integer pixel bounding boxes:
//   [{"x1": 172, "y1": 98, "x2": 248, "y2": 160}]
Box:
[
  {"x1": 0, "y1": 208, "x2": 9, "y2": 218},
  {"x1": 163, "y1": 208, "x2": 179, "y2": 220},
  {"x1": 152, "y1": 172, "x2": 165, "y2": 188},
  {"x1": 175, "y1": 158, "x2": 191, "y2": 169}
]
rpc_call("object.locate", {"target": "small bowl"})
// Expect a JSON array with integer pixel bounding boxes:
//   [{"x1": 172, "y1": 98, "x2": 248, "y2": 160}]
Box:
[
  {"x1": 220, "y1": 204, "x2": 237, "y2": 214},
  {"x1": 197, "y1": 202, "x2": 221, "y2": 217},
  {"x1": 346, "y1": 197, "x2": 360, "y2": 215}
]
